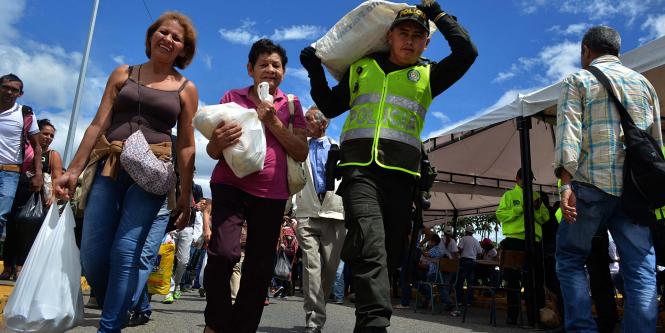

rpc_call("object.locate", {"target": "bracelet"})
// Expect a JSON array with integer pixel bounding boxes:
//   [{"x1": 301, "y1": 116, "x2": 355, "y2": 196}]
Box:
[{"x1": 433, "y1": 12, "x2": 447, "y2": 22}]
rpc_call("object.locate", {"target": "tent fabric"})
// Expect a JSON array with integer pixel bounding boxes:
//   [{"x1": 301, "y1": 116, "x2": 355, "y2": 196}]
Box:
[{"x1": 421, "y1": 35, "x2": 665, "y2": 225}]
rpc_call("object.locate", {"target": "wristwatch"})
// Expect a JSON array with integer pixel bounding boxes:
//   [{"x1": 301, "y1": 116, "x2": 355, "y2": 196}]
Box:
[{"x1": 558, "y1": 184, "x2": 572, "y2": 194}]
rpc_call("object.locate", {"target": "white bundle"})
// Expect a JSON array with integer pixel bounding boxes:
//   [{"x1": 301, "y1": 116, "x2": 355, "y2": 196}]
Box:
[
  {"x1": 313, "y1": 0, "x2": 437, "y2": 81},
  {"x1": 193, "y1": 103, "x2": 266, "y2": 178}
]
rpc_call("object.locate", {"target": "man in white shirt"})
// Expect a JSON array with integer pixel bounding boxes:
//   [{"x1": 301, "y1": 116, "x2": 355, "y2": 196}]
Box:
[
  {"x1": 440, "y1": 225, "x2": 459, "y2": 259},
  {"x1": 0, "y1": 73, "x2": 42, "y2": 238},
  {"x1": 294, "y1": 106, "x2": 345, "y2": 333},
  {"x1": 455, "y1": 225, "x2": 481, "y2": 305}
]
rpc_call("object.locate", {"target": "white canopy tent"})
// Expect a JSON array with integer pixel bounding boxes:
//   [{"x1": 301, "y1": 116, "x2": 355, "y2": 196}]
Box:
[{"x1": 421, "y1": 35, "x2": 665, "y2": 227}]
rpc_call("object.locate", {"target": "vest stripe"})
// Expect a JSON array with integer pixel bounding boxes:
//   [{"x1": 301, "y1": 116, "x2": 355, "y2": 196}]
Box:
[
  {"x1": 352, "y1": 93, "x2": 382, "y2": 107},
  {"x1": 385, "y1": 95, "x2": 427, "y2": 119}
]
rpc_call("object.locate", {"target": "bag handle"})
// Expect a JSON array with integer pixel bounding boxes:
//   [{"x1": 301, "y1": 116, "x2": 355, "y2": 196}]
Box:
[{"x1": 287, "y1": 94, "x2": 295, "y2": 133}]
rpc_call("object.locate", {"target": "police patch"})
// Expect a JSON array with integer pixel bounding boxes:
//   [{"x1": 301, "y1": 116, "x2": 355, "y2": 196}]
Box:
[{"x1": 407, "y1": 69, "x2": 420, "y2": 82}]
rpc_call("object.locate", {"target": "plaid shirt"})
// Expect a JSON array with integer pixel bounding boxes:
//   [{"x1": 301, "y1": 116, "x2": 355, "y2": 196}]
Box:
[{"x1": 554, "y1": 55, "x2": 663, "y2": 196}]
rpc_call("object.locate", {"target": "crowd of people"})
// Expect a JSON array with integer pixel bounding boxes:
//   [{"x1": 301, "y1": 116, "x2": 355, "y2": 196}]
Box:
[{"x1": 1, "y1": 1, "x2": 664, "y2": 333}]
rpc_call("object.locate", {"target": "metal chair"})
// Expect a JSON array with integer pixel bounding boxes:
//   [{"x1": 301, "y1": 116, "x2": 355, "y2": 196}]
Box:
[
  {"x1": 462, "y1": 250, "x2": 525, "y2": 326},
  {"x1": 414, "y1": 260, "x2": 445, "y2": 314},
  {"x1": 435, "y1": 258, "x2": 460, "y2": 312}
]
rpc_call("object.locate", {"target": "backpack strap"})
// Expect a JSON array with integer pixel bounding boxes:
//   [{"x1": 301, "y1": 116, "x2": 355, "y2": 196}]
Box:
[{"x1": 586, "y1": 66, "x2": 636, "y2": 130}]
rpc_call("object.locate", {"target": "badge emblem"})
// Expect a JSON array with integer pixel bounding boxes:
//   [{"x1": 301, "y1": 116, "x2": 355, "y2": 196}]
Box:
[{"x1": 407, "y1": 69, "x2": 420, "y2": 82}]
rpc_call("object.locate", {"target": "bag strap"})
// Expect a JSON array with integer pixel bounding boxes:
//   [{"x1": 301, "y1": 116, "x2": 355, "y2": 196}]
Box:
[
  {"x1": 287, "y1": 94, "x2": 295, "y2": 132},
  {"x1": 20, "y1": 105, "x2": 33, "y2": 163},
  {"x1": 586, "y1": 66, "x2": 638, "y2": 131}
]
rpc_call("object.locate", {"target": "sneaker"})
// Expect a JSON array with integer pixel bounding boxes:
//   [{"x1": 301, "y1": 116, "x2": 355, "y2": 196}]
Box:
[
  {"x1": 128, "y1": 312, "x2": 150, "y2": 327},
  {"x1": 272, "y1": 286, "x2": 284, "y2": 298},
  {"x1": 162, "y1": 293, "x2": 174, "y2": 304},
  {"x1": 174, "y1": 290, "x2": 182, "y2": 300},
  {"x1": 199, "y1": 288, "x2": 206, "y2": 297}
]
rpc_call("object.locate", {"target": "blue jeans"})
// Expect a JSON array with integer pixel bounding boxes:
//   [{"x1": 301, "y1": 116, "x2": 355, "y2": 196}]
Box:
[
  {"x1": 556, "y1": 183, "x2": 657, "y2": 333},
  {"x1": 0, "y1": 170, "x2": 20, "y2": 237},
  {"x1": 80, "y1": 168, "x2": 165, "y2": 333},
  {"x1": 131, "y1": 200, "x2": 169, "y2": 316},
  {"x1": 333, "y1": 260, "x2": 345, "y2": 301}
]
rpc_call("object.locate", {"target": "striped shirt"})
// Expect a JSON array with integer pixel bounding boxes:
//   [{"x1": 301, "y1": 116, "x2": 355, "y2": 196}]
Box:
[{"x1": 554, "y1": 55, "x2": 663, "y2": 196}]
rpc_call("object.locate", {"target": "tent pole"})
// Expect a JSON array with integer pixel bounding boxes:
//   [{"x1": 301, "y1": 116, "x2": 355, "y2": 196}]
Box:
[
  {"x1": 517, "y1": 116, "x2": 542, "y2": 327},
  {"x1": 452, "y1": 210, "x2": 458, "y2": 236}
]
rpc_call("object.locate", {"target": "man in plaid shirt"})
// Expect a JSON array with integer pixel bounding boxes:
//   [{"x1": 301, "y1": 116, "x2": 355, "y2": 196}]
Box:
[{"x1": 554, "y1": 25, "x2": 662, "y2": 332}]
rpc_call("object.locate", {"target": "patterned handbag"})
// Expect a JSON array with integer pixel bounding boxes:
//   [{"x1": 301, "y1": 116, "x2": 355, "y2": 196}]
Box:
[{"x1": 119, "y1": 65, "x2": 175, "y2": 196}]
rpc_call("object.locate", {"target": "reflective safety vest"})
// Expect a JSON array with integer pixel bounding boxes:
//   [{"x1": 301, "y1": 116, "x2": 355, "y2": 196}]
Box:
[
  {"x1": 495, "y1": 184, "x2": 550, "y2": 242},
  {"x1": 656, "y1": 146, "x2": 665, "y2": 220},
  {"x1": 339, "y1": 57, "x2": 432, "y2": 176}
]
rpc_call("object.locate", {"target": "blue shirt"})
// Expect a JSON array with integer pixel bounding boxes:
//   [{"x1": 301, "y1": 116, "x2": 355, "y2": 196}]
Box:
[{"x1": 308, "y1": 137, "x2": 331, "y2": 196}]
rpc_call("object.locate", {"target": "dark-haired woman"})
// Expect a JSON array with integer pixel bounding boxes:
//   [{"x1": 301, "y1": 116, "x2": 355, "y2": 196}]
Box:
[
  {"x1": 204, "y1": 38, "x2": 307, "y2": 333},
  {"x1": 55, "y1": 11, "x2": 198, "y2": 332}
]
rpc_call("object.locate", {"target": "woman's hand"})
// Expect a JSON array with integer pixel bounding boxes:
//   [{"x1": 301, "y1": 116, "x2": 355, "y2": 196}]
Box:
[
  {"x1": 173, "y1": 196, "x2": 192, "y2": 231},
  {"x1": 203, "y1": 224, "x2": 212, "y2": 246},
  {"x1": 54, "y1": 170, "x2": 80, "y2": 201},
  {"x1": 207, "y1": 120, "x2": 242, "y2": 160}
]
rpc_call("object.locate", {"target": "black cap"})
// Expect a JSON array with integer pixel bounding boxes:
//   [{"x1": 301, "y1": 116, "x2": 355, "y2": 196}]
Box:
[
  {"x1": 390, "y1": 7, "x2": 429, "y2": 34},
  {"x1": 517, "y1": 168, "x2": 536, "y2": 181}
]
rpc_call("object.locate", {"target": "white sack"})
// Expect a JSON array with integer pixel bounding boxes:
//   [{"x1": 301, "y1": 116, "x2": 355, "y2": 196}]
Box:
[
  {"x1": 5, "y1": 205, "x2": 83, "y2": 333},
  {"x1": 313, "y1": 0, "x2": 437, "y2": 81},
  {"x1": 193, "y1": 103, "x2": 266, "y2": 178}
]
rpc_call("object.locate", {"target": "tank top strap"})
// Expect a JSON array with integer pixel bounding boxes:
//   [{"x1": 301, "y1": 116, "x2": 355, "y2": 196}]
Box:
[
  {"x1": 127, "y1": 65, "x2": 134, "y2": 78},
  {"x1": 177, "y1": 79, "x2": 189, "y2": 93}
]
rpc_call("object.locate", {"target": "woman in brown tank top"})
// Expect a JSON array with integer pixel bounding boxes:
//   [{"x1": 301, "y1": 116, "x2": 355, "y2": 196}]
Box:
[{"x1": 54, "y1": 12, "x2": 198, "y2": 332}]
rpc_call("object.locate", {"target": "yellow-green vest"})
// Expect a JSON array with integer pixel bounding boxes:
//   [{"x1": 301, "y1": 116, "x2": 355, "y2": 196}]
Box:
[
  {"x1": 496, "y1": 184, "x2": 550, "y2": 241},
  {"x1": 339, "y1": 57, "x2": 432, "y2": 176},
  {"x1": 657, "y1": 146, "x2": 665, "y2": 220}
]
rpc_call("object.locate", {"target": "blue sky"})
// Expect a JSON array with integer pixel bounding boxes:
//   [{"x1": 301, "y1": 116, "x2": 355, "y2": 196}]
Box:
[{"x1": 2, "y1": 0, "x2": 664, "y2": 196}]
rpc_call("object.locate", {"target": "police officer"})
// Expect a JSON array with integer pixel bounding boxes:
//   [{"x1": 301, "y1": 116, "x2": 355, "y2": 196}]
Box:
[
  {"x1": 299, "y1": 2, "x2": 476, "y2": 332},
  {"x1": 495, "y1": 168, "x2": 549, "y2": 326}
]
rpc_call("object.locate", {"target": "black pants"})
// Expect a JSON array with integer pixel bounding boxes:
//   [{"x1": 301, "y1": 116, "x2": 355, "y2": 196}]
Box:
[
  {"x1": 587, "y1": 227, "x2": 618, "y2": 333},
  {"x1": 204, "y1": 183, "x2": 286, "y2": 333},
  {"x1": 338, "y1": 165, "x2": 415, "y2": 331},
  {"x1": 501, "y1": 237, "x2": 545, "y2": 326},
  {"x1": 5, "y1": 174, "x2": 42, "y2": 267}
]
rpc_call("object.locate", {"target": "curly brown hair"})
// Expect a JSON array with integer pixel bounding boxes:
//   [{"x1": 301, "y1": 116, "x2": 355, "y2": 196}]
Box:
[{"x1": 145, "y1": 11, "x2": 197, "y2": 69}]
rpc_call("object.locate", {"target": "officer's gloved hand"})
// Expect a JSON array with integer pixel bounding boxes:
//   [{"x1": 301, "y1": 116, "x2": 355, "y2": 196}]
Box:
[
  {"x1": 300, "y1": 46, "x2": 323, "y2": 73},
  {"x1": 416, "y1": 1, "x2": 444, "y2": 21}
]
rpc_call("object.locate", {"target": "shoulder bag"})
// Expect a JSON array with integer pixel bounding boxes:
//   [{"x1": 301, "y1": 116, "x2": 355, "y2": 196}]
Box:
[
  {"x1": 285, "y1": 94, "x2": 306, "y2": 195},
  {"x1": 587, "y1": 66, "x2": 665, "y2": 224}
]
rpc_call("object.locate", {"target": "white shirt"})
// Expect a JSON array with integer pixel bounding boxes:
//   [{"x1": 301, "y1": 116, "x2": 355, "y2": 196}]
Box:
[
  {"x1": 0, "y1": 103, "x2": 39, "y2": 165},
  {"x1": 458, "y1": 235, "x2": 482, "y2": 260},
  {"x1": 439, "y1": 237, "x2": 458, "y2": 258},
  {"x1": 192, "y1": 211, "x2": 203, "y2": 242},
  {"x1": 482, "y1": 248, "x2": 498, "y2": 261}
]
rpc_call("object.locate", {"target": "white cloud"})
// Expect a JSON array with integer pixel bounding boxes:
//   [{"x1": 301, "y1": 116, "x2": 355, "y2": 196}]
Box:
[
  {"x1": 219, "y1": 20, "x2": 264, "y2": 45},
  {"x1": 202, "y1": 54, "x2": 213, "y2": 70},
  {"x1": 431, "y1": 111, "x2": 450, "y2": 123},
  {"x1": 270, "y1": 25, "x2": 325, "y2": 41},
  {"x1": 640, "y1": 14, "x2": 665, "y2": 43},
  {"x1": 549, "y1": 23, "x2": 591, "y2": 36},
  {"x1": 219, "y1": 21, "x2": 326, "y2": 45},
  {"x1": 111, "y1": 55, "x2": 124, "y2": 65},
  {"x1": 0, "y1": 0, "x2": 25, "y2": 42},
  {"x1": 287, "y1": 67, "x2": 310, "y2": 81},
  {"x1": 494, "y1": 41, "x2": 579, "y2": 86},
  {"x1": 517, "y1": 0, "x2": 660, "y2": 23}
]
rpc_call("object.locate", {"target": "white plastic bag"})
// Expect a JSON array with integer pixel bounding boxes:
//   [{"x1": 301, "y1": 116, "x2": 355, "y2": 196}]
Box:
[
  {"x1": 5, "y1": 204, "x2": 84, "y2": 333},
  {"x1": 313, "y1": 0, "x2": 437, "y2": 81},
  {"x1": 193, "y1": 102, "x2": 266, "y2": 178}
]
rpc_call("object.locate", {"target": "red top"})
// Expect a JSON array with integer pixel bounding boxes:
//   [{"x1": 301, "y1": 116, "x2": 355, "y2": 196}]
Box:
[{"x1": 210, "y1": 86, "x2": 306, "y2": 200}]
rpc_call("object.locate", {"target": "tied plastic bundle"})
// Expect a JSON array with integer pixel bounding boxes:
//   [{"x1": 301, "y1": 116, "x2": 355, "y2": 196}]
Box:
[
  {"x1": 193, "y1": 102, "x2": 267, "y2": 178},
  {"x1": 5, "y1": 204, "x2": 83, "y2": 333},
  {"x1": 312, "y1": 0, "x2": 437, "y2": 81}
]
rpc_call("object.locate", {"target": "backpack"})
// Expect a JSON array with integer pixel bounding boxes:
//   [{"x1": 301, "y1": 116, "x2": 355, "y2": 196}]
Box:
[
  {"x1": 20, "y1": 105, "x2": 35, "y2": 173},
  {"x1": 281, "y1": 226, "x2": 298, "y2": 257}
]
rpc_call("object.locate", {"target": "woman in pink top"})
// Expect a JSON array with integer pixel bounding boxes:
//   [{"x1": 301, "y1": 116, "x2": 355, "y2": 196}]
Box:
[{"x1": 203, "y1": 38, "x2": 307, "y2": 333}]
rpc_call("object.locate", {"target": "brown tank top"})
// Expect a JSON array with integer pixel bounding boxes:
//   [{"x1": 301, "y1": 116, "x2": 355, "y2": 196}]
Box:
[{"x1": 106, "y1": 65, "x2": 187, "y2": 144}]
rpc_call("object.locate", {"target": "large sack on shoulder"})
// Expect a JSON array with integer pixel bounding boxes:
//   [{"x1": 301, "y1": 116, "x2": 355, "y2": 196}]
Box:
[
  {"x1": 313, "y1": 0, "x2": 437, "y2": 81},
  {"x1": 193, "y1": 102, "x2": 267, "y2": 178}
]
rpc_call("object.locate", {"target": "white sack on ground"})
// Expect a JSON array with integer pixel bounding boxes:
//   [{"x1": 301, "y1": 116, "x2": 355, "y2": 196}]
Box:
[
  {"x1": 193, "y1": 103, "x2": 266, "y2": 178},
  {"x1": 313, "y1": 0, "x2": 437, "y2": 81}
]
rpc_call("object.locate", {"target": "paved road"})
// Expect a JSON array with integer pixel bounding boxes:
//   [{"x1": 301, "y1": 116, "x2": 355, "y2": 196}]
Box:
[{"x1": 67, "y1": 291, "x2": 527, "y2": 333}]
